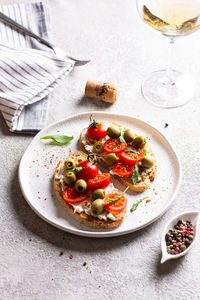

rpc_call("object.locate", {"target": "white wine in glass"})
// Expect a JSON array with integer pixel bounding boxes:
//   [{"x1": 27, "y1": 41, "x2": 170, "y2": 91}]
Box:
[{"x1": 137, "y1": 0, "x2": 200, "y2": 108}]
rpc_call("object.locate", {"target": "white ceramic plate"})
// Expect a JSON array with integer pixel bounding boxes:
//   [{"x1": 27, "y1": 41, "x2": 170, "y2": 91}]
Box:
[{"x1": 19, "y1": 112, "x2": 181, "y2": 237}]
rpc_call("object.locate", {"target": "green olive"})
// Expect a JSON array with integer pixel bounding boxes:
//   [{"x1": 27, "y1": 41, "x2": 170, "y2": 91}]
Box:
[
  {"x1": 124, "y1": 129, "x2": 135, "y2": 143},
  {"x1": 141, "y1": 157, "x2": 154, "y2": 169},
  {"x1": 91, "y1": 199, "x2": 105, "y2": 215},
  {"x1": 64, "y1": 158, "x2": 76, "y2": 170},
  {"x1": 105, "y1": 153, "x2": 119, "y2": 167},
  {"x1": 92, "y1": 189, "x2": 106, "y2": 201},
  {"x1": 75, "y1": 179, "x2": 87, "y2": 193},
  {"x1": 107, "y1": 126, "x2": 121, "y2": 138},
  {"x1": 93, "y1": 141, "x2": 104, "y2": 154},
  {"x1": 133, "y1": 136, "x2": 146, "y2": 148},
  {"x1": 64, "y1": 171, "x2": 76, "y2": 185}
]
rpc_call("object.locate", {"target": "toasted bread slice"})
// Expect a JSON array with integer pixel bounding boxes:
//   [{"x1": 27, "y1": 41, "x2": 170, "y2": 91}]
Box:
[
  {"x1": 54, "y1": 151, "x2": 126, "y2": 229},
  {"x1": 80, "y1": 123, "x2": 157, "y2": 193},
  {"x1": 80, "y1": 122, "x2": 122, "y2": 150},
  {"x1": 120, "y1": 156, "x2": 157, "y2": 192}
]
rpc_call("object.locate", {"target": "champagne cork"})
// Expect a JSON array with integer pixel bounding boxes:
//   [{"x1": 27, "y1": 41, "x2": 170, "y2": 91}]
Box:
[{"x1": 85, "y1": 80, "x2": 119, "y2": 103}]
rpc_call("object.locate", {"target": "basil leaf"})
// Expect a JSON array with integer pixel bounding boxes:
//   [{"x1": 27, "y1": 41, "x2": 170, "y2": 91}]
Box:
[
  {"x1": 126, "y1": 147, "x2": 139, "y2": 155},
  {"x1": 73, "y1": 166, "x2": 83, "y2": 173},
  {"x1": 105, "y1": 186, "x2": 129, "y2": 203},
  {"x1": 132, "y1": 158, "x2": 139, "y2": 184},
  {"x1": 130, "y1": 196, "x2": 149, "y2": 212},
  {"x1": 40, "y1": 135, "x2": 73, "y2": 145},
  {"x1": 140, "y1": 151, "x2": 150, "y2": 155},
  {"x1": 105, "y1": 198, "x2": 114, "y2": 203},
  {"x1": 120, "y1": 131, "x2": 125, "y2": 143},
  {"x1": 126, "y1": 147, "x2": 149, "y2": 155},
  {"x1": 66, "y1": 166, "x2": 83, "y2": 173},
  {"x1": 130, "y1": 201, "x2": 140, "y2": 212}
]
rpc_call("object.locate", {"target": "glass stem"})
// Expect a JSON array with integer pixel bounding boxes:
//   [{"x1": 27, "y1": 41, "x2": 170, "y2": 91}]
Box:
[{"x1": 167, "y1": 37, "x2": 175, "y2": 85}]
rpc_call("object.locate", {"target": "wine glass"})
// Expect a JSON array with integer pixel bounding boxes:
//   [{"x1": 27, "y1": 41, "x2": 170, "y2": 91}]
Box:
[{"x1": 136, "y1": 0, "x2": 200, "y2": 108}]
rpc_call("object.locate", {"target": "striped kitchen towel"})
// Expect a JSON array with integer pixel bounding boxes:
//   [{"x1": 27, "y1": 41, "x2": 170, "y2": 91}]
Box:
[{"x1": 0, "y1": 2, "x2": 74, "y2": 133}]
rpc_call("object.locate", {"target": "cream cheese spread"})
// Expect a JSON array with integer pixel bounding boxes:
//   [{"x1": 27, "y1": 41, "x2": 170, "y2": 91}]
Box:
[{"x1": 55, "y1": 163, "x2": 122, "y2": 221}]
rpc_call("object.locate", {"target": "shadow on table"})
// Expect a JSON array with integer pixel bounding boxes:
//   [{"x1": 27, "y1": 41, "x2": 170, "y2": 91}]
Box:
[
  {"x1": 77, "y1": 96, "x2": 114, "y2": 109},
  {"x1": 155, "y1": 253, "x2": 186, "y2": 275},
  {"x1": 10, "y1": 164, "x2": 165, "y2": 254},
  {"x1": 0, "y1": 113, "x2": 35, "y2": 137},
  {"x1": 0, "y1": 115, "x2": 13, "y2": 137}
]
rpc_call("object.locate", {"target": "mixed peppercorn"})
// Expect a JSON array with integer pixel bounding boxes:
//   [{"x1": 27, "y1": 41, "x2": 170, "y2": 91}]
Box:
[{"x1": 165, "y1": 220, "x2": 194, "y2": 255}]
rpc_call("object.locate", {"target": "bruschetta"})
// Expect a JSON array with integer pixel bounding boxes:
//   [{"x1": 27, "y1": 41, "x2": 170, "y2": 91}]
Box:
[
  {"x1": 54, "y1": 151, "x2": 128, "y2": 228},
  {"x1": 80, "y1": 119, "x2": 157, "y2": 192}
]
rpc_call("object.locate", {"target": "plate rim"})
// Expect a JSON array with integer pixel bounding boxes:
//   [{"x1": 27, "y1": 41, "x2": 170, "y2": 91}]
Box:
[{"x1": 18, "y1": 111, "x2": 182, "y2": 238}]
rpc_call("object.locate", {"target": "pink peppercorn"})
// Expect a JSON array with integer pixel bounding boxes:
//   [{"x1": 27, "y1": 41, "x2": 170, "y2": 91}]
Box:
[
  {"x1": 175, "y1": 251, "x2": 179, "y2": 255},
  {"x1": 178, "y1": 226, "x2": 182, "y2": 230},
  {"x1": 176, "y1": 242, "x2": 180, "y2": 247},
  {"x1": 190, "y1": 227, "x2": 194, "y2": 231}
]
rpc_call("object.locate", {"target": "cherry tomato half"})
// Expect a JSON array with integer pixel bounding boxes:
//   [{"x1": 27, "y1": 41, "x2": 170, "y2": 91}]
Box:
[
  {"x1": 104, "y1": 193, "x2": 127, "y2": 215},
  {"x1": 86, "y1": 122, "x2": 107, "y2": 140},
  {"x1": 77, "y1": 161, "x2": 99, "y2": 181},
  {"x1": 104, "y1": 138, "x2": 127, "y2": 154},
  {"x1": 120, "y1": 147, "x2": 144, "y2": 166},
  {"x1": 87, "y1": 173, "x2": 111, "y2": 190},
  {"x1": 63, "y1": 186, "x2": 88, "y2": 204},
  {"x1": 113, "y1": 162, "x2": 134, "y2": 177}
]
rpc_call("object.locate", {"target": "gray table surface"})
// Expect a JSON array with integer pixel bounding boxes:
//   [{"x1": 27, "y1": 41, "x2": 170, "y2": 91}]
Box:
[{"x1": 1, "y1": 0, "x2": 200, "y2": 299}]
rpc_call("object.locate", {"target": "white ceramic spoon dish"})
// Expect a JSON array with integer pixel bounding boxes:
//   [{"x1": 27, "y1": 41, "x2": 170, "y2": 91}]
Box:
[{"x1": 161, "y1": 211, "x2": 200, "y2": 263}]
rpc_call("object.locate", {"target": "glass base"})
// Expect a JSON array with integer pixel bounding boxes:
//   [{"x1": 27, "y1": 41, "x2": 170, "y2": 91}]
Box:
[{"x1": 142, "y1": 70, "x2": 195, "y2": 108}]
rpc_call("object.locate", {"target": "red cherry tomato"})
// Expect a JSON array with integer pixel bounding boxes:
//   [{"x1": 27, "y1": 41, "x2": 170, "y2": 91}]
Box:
[
  {"x1": 120, "y1": 147, "x2": 144, "y2": 165},
  {"x1": 77, "y1": 161, "x2": 99, "y2": 181},
  {"x1": 104, "y1": 193, "x2": 127, "y2": 215},
  {"x1": 86, "y1": 122, "x2": 107, "y2": 140},
  {"x1": 104, "y1": 138, "x2": 127, "y2": 153},
  {"x1": 87, "y1": 173, "x2": 111, "y2": 190},
  {"x1": 113, "y1": 162, "x2": 134, "y2": 177},
  {"x1": 63, "y1": 186, "x2": 88, "y2": 204}
]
